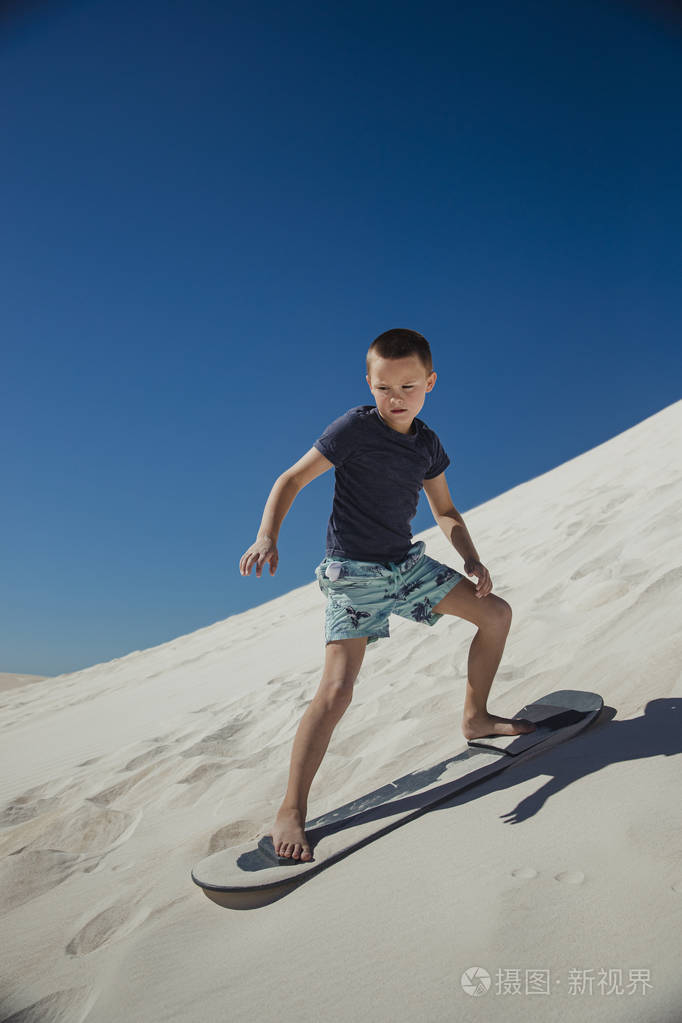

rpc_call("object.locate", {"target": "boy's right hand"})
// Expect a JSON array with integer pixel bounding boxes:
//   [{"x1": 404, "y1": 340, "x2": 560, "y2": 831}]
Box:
[{"x1": 239, "y1": 536, "x2": 278, "y2": 577}]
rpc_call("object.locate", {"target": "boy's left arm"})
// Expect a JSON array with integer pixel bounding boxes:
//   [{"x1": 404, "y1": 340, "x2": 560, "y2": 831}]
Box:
[{"x1": 422, "y1": 472, "x2": 492, "y2": 597}]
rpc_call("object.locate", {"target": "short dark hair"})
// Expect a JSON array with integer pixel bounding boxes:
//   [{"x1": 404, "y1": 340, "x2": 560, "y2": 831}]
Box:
[{"x1": 366, "y1": 328, "x2": 433, "y2": 378}]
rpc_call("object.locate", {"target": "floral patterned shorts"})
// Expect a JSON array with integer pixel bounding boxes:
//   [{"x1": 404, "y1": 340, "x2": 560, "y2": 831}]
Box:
[{"x1": 314, "y1": 540, "x2": 465, "y2": 646}]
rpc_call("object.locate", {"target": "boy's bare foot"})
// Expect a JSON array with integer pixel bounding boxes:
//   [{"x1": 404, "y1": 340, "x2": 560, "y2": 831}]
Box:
[
  {"x1": 462, "y1": 712, "x2": 537, "y2": 740},
  {"x1": 271, "y1": 806, "x2": 313, "y2": 861}
]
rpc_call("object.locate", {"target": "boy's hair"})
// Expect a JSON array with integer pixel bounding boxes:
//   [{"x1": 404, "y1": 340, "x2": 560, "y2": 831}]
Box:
[{"x1": 366, "y1": 328, "x2": 433, "y2": 378}]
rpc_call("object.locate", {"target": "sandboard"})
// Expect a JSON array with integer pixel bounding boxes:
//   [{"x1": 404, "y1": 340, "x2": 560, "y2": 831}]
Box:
[{"x1": 191, "y1": 689, "x2": 602, "y2": 896}]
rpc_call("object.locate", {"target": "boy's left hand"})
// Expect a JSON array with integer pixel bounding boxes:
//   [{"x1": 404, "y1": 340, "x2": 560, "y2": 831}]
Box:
[{"x1": 464, "y1": 558, "x2": 492, "y2": 598}]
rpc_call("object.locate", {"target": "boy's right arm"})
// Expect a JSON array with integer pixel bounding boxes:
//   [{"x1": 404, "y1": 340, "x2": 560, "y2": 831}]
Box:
[{"x1": 239, "y1": 446, "x2": 334, "y2": 578}]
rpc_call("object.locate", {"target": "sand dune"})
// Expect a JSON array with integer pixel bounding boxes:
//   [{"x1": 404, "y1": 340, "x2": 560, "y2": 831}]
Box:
[
  {"x1": 1, "y1": 400, "x2": 680, "y2": 1023},
  {"x1": 0, "y1": 673, "x2": 49, "y2": 694}
]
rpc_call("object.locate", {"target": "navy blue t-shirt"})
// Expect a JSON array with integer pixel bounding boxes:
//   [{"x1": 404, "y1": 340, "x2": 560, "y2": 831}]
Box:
[{"x1": 313, "y1": 405, "x2": 451, "y2": 563}]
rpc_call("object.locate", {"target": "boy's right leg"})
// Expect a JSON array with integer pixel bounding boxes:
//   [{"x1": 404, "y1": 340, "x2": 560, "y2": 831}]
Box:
[{"x1": 271, "y1": 635, "x2": 369, "y2": 861}]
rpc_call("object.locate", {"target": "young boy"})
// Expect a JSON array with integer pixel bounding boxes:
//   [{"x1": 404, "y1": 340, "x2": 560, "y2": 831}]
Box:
[{"x1": 239, "y1": 328, "x2": 535, "y2": 862}]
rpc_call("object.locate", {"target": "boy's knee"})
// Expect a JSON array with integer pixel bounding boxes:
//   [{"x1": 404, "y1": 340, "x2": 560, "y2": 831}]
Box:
[
  {"x1": 316, "y1": 678, "x2": 354, "y2": 710},
  {"x1": 487, "y1": 595, "x2": 512, "y2": 630}
]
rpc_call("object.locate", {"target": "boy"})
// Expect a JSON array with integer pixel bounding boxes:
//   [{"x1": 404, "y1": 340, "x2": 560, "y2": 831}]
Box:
[{"x1": 239, "y1": 328, "x2": 535, "y2": 862}]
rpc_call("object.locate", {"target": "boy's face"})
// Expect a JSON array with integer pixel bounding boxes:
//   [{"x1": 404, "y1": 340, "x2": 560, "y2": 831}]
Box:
[{"x1": 365, "y1": 354, "x2": 437, "y2": 435}]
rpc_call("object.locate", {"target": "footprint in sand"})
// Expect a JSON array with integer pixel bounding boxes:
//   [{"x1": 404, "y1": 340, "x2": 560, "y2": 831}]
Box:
[
  {"x1": 399, "y1": 691, "x2": 453, "y2": 721},
  {"x1": 510, "y1": 868, "x2": 586, "y2": 884},
  {"x1": 0, "y1": 849, "x2": 83, "y2": 915},
  {"x1": 179, "y1": 715, "x2": 253, "y2": 759},
  {"x1": 266, "y1": 669, "x2": 318, "y2": 702},
  {"x1": 123, "y1": 745, "x2": 170, "y2": 771},
  {"x1": 205, "y1": 819, "x2": 261, "y2": 855},
  {"x1": 0, "y1": 802, "x2": 141, "y2": 903},
  {"x1": 178, "y1": 761, "x2": 229, "y2": 786},
  {"x1": 565, "y1": 519, "x2": 583, "y2": 537},
  {"x1": 573, "y1": 580, "x2": 630, "y2": 610},
  {"x1": 0, "y1": 985, "x2": 95, "y2": 1023},
  {"x1": 89, "y1": 767, "x2": 158, "y2": 806},
  {"x1": 168, "y1": 761, "x2": 235, "y2": 807},
  {"x1": 570, "y1": 546, "x2": 622, "y2": 581},
  {"x1": 76, "y1": 755, "x2": 101, "y2": 767},
  {"x1": 533, "y1": 582, "x2": 564, "y2": 605},
  {"x1": 266, "y1": 673, "x2": 290, "y2": 686},
  {"x1": 421, "y1": 652, "x2": 456, "y2": 678},
  {"x1": 554, "y1": 870, "x2": 585, "y2": 884},
  {"x1": 22, "y1": 802, "x2": 139, "y2": 858},
  {"x1": 0, "y1": 795, "x2": 60, "y2": 828},
  {"x1": 66, "y1": 899, "x2": 150, "y2": 956}
]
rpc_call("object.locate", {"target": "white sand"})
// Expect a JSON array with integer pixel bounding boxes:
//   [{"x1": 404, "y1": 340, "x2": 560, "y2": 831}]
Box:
[{"x1": 1, "y1": 399, "x2": 681, "y2": 1023}]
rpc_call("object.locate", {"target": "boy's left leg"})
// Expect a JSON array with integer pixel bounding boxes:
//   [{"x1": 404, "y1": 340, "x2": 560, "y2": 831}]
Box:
[{"x1": 431, "y1": 579, "x2": 536, "y2": 739}]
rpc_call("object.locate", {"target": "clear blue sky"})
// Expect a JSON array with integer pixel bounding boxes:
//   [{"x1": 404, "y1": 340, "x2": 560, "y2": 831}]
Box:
[{"x1": 2, "y1": 0, "x2": 680, "y2": 677}]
